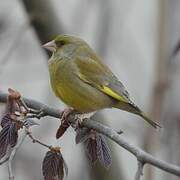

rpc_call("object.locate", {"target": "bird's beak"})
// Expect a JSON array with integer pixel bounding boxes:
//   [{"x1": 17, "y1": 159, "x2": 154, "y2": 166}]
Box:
[{"x1": 42, "y1": 40, "x2": 56, "y2": 52}]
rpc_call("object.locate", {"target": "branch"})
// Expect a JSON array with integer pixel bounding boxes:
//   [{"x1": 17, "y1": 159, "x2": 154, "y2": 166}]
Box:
[
  {"x1": 134, "y1": 161, "x2": 144, "y2": 180},
  {"x1": 0, "y1": 92, "x2": 180, "y2": 177},
  {"x1": 26, "y1": 129, "x2": 52, "y2": 149},
  {"x1": 0, "y1": 157, "x2": 9, "y2": 166},
  {"x1": 0, "y1": 92, "x2": 60, "y2": 118},
  {"x1": 8, "y1": 128, "x2": 27, "y2": 180}
]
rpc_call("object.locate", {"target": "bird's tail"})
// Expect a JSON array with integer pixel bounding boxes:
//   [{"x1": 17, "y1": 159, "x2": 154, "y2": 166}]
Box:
[
  {"x1": 139, "y1": 111, "x2": 161, "y2": 128},
  {"x1": 115, "y1": 102, "x2": 161, "y2": 128}
]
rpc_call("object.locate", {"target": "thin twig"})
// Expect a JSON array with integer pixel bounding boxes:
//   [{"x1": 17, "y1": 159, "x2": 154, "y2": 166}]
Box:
[
  {"x1": 8, "y1": 128, "x2": 27, "y2": 180},
  {"x1": 135, "y1": 161, "x2": 144, "y2": 180},
  {"x1": 0, "y1": 92, "x2": 180, "y2": 177},
  {"x1": 0, "y1": 157, "x2": 9, "y2": 166},
  {"x1": 26, "y1": 129, "x2": 52, "y2": 149}
]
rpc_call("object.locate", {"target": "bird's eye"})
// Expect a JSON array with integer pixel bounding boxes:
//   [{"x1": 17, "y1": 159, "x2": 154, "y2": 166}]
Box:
[{"x1": 56, "y1": 40, "x2": 66, "y2": 47}]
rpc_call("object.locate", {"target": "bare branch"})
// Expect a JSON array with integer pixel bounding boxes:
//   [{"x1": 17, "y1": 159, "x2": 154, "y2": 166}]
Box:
[
  {"x1": 0, "y1": 92, "x2": 59, "y2": 118},
  {"x1": 134, "y1": 161, "x2": 144, "y2": 180},
  {"x1": 8, "y1": 128, "x2": 27, "y2": 180},
  {"x1": 0, "y1": 157, "x2": 9, "y2": 166},
  {"x1": 26, "y1": 129, "x2": 52, "y2": 149},
  {"x1": 0, "y1": 92, "x2": 180, "y2": 177}
]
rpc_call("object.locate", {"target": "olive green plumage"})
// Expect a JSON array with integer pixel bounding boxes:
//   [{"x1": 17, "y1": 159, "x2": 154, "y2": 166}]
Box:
[{"x1": 44, "y1": 34, "x2": 160, "y2": 128}]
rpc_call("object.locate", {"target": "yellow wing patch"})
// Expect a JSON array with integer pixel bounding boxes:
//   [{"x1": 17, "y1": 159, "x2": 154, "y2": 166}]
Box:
[
  {"x1": 77, "y1": 73, "x2": 128, "y2": 103},
  {"x1": 101, "y1": 86, "x2": 128, "y2": 103}
]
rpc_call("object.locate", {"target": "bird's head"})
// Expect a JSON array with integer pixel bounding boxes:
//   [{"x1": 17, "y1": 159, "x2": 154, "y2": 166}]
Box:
[{"x1": 42, "y1": 34, "x2": 85, "y2": 53}]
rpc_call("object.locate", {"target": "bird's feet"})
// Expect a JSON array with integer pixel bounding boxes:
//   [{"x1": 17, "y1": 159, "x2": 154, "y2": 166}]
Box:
[
  {"x1": 72, "y1": 112, "x2": 95, "y2": 130},
  {"x1": 56, "y1": 108, "x2": 74, "y2": 139}
]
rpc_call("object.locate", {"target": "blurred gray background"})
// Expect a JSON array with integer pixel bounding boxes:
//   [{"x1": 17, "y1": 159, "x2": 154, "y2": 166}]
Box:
[{"x1": 0, "y1": 0, "x2": 180, "y2": 179}]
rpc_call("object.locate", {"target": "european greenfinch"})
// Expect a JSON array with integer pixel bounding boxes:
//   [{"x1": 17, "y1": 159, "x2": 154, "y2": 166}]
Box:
[{"x1": 43, "y1": 35, "x2": 160, "y2": 135}]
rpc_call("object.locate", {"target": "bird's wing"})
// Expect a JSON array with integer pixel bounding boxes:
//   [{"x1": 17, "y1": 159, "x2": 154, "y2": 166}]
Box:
[{"x1": 75, "y1": 57, "x2": 131, "y2": 103}]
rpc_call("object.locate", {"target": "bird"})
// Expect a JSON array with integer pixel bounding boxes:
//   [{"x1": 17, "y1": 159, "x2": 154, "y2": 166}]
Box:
[{"x1": 43, "y1": 34, "x2": 160, "y2": 138}]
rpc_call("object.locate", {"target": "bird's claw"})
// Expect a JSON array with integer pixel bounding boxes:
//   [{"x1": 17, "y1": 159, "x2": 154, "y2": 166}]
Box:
[
  {"x1": 72, "y1": 115, "x2": 84, "y2": 130},
  {"x1": 60, "y1": 107, "x2": 74, "y2": 123}
]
